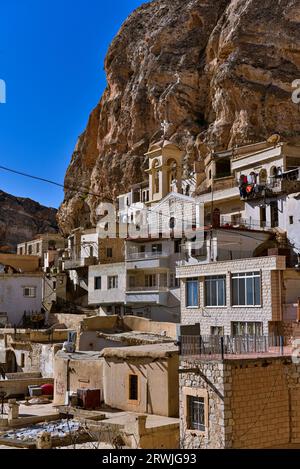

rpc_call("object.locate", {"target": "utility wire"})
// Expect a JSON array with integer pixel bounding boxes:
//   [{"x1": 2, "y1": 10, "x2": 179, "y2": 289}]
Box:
[{"x1": 1, "y1": 163, "x2": 297, "y2": 251}]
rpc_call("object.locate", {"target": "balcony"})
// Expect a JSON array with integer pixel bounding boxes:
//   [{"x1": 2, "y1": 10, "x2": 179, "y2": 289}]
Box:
[
  {"x1": 126, "y1": 251, "x2": 169, "y2": 261},
  {"x1": 126, "y1": 250, "x2": 171, "y2": 269},
  {"x1": 180, "y1": 334, "x2": 291, "y2": 361},
  {"x1": 239, "y1": 168, "x2": 300, "y2": 201},
  {"x1": 219, "y1": 216, "x2": 272, "y2": 231},
  {"x1": 126, "y1": 286, "x2": 169, "y2": 292},
  {"x1": 63, "y1": 256, "x2": 97, "y2": 270}
]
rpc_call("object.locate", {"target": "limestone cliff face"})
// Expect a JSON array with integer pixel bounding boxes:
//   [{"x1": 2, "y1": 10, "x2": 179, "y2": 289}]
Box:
[
  {"x1": 58, "y1": 0, "x2": 300, "y2": 235},
  {"x1": 0, "y1": 190, "x2": 58, "y2": 252}
]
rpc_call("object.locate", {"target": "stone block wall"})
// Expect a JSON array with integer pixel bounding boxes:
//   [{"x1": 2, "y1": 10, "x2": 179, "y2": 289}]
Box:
[
  {"x1": 180, "y1": 356, "x2": 300, "y2": 449},
  {"x1": 177, "y1": 256, "x2": 286, "y2": 335},
  {"x1": 179, "y1": 360, "x2": 225, "y2": 449}
]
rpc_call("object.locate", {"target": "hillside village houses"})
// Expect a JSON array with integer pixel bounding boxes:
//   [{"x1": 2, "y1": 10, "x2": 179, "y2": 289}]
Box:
[{"x1": 2, "y1": 137, "x2": 300, "y2": 448}]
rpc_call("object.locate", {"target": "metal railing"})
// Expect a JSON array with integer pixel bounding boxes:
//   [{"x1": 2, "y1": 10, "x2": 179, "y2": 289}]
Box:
[
  {"x1": 220, "y1": 216, "x2": 272, "y2": 231},
  {"x1": 126, "y1": 251, "x2": 169, "y2": 261},
  {"x1": 180, "y1": 335, "x2": 287, "y2": 360},
  {"x1": 126, "y1": 286, "x2": 169, "y2": 292}
]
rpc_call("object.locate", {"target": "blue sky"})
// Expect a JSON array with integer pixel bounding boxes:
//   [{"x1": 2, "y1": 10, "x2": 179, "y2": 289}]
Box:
[{"x1": 0, "y1": 0, "x2": 145, "y2": 208}]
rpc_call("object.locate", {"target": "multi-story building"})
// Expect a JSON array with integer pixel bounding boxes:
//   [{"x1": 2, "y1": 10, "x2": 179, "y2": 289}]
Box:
[
  {"x1": 17, "y1": 233, "x2": 65, "y2": 269},
  {"x1": 0, "y1": 253, "x2": 43, "y2": 326},
  {"x1": 62, "y1": 227, "x2": 125, "y2": 309}
]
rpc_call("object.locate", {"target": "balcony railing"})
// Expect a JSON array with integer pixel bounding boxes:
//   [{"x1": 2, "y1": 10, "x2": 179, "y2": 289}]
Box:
[
  {"x1": 63, "y1": 256, "x2": 97, "y2": 269},
  {"x1": 180, "y1": 335, "x2": 289, "y2": 360},
  {"x1": 126, "y1": 251, "x2": 169, "y2": 261},
  {"x1": 220, "y1": 216, "x2": 272, "y2": 231},
  {"x1": 126, "y1": 286, "x2": 169, "y2": 292}
]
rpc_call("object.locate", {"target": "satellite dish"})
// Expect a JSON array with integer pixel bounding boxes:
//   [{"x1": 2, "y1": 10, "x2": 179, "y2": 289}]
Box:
[{"x1": 267, "y1": 134, "x2": 281, "y2": 145}]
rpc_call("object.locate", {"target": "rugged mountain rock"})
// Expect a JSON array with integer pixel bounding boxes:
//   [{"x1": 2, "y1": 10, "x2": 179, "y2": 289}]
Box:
[
  {"x1": 0, "y1": 190, "x2": 58, "y2": 252},
  {"x1": 57, "y1": 0, "x2": 300, "y2": 235}
]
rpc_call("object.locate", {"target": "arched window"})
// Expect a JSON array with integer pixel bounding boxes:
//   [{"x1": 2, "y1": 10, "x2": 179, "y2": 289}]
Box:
[
  {"x1": 259, "y1": 169, "x2": 267, "y2": 185},
  {"x1": 152, "y1": 160, "x2": 160, "y2": 194},
  {"x1": 167, "y1": 160, "x2": 177, "y2": 190},
  {"x1": 154, "y1": 170, "x2": 160, "y2": 194}
]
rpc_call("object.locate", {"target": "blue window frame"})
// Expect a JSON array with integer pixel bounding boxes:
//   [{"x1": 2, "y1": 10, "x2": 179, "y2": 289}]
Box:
[{"x1": 186, "y1": 278, "x2": 199, "y2": 307}]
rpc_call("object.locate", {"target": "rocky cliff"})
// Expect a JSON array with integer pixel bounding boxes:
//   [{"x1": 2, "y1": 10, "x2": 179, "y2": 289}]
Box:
[
  {"x1": 58, "y1": 0, "x2": 300, "y2": 234},
  {"x1": 0, "y1": 190, "x2": 58, "y2": 252}
]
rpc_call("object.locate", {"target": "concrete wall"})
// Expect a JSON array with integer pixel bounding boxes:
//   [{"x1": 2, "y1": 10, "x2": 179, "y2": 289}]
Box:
[
  {"x1": 48, "y1": 313, "x2": 87, "y2": 329},
  {"x1": 54, "y1": 353, "x2": 104, "y2": 405},
  {"x1": 102, "y1": 354, "x2": 179, "y2": 417},
  {"x1": 0, "y1": 254, "x2": 40, "y2": 272},
  {"x1": 123, "y1": 316, "x2": 177, "y2": 338},
  {"x1": 0, "y1": 376, "x2": 54, "y2": 398},
  {"x1": 78, "y1": 331, "x2": 125, "y2": 352},
  {"x1": 88, "y1": 263, "x2": 126, "y2": 305},
  {"x1": 0, "y1": 274, "x2": 43, "y2": 326},
  {"x1": 177, "y1": 256, "x2": 286, "y2": 335}
]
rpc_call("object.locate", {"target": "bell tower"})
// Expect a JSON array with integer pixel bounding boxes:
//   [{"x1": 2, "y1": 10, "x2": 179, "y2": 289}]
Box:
[{"x1": 145, "y1": 141, "x2": 184, "y2": 205}]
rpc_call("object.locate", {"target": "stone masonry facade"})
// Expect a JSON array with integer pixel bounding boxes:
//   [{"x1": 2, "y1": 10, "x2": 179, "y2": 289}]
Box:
[
  {"x1": 177, "y1": 256, "x2": 286, "y2": 335},
  {"x1": 180, "y1": 356, "x2": 300, "y2": 449}
]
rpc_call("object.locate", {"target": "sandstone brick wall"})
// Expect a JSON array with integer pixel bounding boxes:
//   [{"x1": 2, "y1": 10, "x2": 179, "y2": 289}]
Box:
[
  {"x1": 227, "y1": 358, "x2": 289, "y2": 448},
  {"x1": 180, "y1": 357, "x2": 300, "y2": 449}
]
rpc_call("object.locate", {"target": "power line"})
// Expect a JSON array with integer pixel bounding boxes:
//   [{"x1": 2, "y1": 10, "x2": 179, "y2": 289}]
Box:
[
  {"x1": 1, "y1": 163, "x2": 298, "y2": 253},
  {"x1": 0, "y1": 165, "x2": 102, "y2": 199}
]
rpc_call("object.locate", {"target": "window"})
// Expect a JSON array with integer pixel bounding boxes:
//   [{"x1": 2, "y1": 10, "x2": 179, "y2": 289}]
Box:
[
  {"x1": 232, "y1": 322, "x2": 263, "y2": 336},
  {"x1": 205, "y1": 276, "x2": 226, "y2": 306},
  {"x1": 129, "y1": 276, "x2": 136, "y2": 288},
  {"x1": 106, "y1": 248, "x2": 113, "y2": 258},
  {"x1": 19, "y1": 247, "x2": 23, "y2": 255},
  {"x1": 53, "y1": 281, "x2": 57, "y2": 291},
  {"x1": 211, "y1": 326, "x2": 224, "y2": 336},
  {"x1": 129, "y1": 374, "x2": 138, "y2": 401},
  {"x1": 89, "y1": 246, "x2": 94, "y2": 258},
  {"x1": 175, "y1": 239, "x2": 181, "y2": 254},
  {"x1": 270, "y1": 201, "x2": 279, "y2": 228},
  {"x1": 94, "y1": 277, "x2": 102, "y2": 290},
  {"x1": 36, "y1": 243, "x2": 40, "y2": 254},
  {"x1": 186, "y1": 278, "x2": 199, "y2": 307},
  {"x1": 108, "y1": 276, "x2": 118, "y2": 289},
  {"x1": 28, "y1": 245, "x2": 33, "y2": 255},
  {"x1": 20, "y1": 353, "x2": 25, "y2": 368},
  {"x1": 289, "y1": 216, "x2": 294, "y2": 225},
  {"x1": 187, "y1": 396, "x2": 205, "y2": 432},
  {"x1": 159, "y1": 273, "x2": 168, "y2": 287},
  {"x1": 23, "y1": 287, "x2": 36, "y2": 298},
  {"x1": 152, "y1": 244, "x2": 162, "y2": 254},
  {"x1": 145, "y1": 274, "x2": 156, "y2": 288},
  {"x1": 232, "y1": 272, "x2": 261, "y2": 306},
  {"x1": 260, "y1": 207, "x2": 267, "y2": 228},
  {"x1": 170, "y1": 273, "x2": 180, "y2": 288}
]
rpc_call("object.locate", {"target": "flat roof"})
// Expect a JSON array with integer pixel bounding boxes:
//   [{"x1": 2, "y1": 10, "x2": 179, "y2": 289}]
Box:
[
  {"x1": 56, "y1": 351, "x2": 103, "y2": 361},
  {"x1": 100, "y1": 342, "x2": 179, "y2": 359}
]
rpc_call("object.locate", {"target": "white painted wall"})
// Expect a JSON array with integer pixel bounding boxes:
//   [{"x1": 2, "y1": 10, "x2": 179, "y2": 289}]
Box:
[
  {"x1": 0, "y1": 275, "x2": 43, "y2": 326},
  {"x1": 88, "y1": 263, "x2": 126, "y2": 305},
  {"x1": 81, "y1": 233, "x2": 99, "y2": 259}
]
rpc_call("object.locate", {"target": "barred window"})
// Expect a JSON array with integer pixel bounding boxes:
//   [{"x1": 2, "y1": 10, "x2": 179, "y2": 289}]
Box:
[
  {"x1": 187, "y1": 396, "x2": 205, "y2": 432},
  {"x1": 23, "y1": 287, "x2": 36, "y2": 298}
]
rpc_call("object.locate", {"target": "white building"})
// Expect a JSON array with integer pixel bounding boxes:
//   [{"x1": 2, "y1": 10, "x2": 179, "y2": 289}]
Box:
[
  {"x1": 88, "y1": 263, "x2": 126, "y2": 316},
  {"x1": 0, "y1": 273, "x2": 43, "y2": 326}
]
